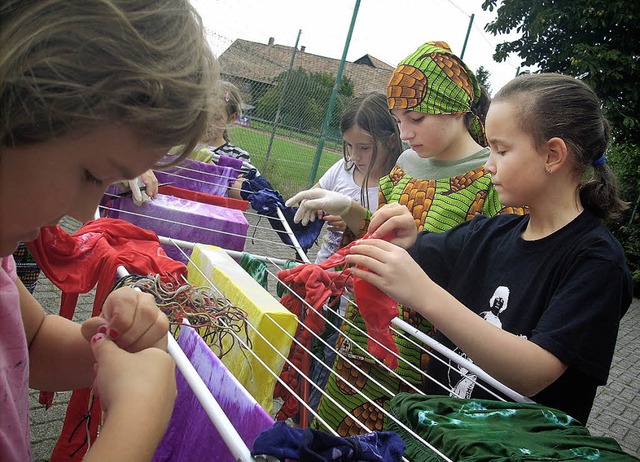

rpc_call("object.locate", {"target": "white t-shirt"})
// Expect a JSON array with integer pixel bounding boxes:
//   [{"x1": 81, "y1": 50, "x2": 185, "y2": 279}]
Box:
[{"x1": 315, "y1": 159, "x2": 379, "y2": 263}]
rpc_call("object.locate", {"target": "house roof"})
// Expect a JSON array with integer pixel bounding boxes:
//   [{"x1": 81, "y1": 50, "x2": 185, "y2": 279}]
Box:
[{"x1": 218, "y1": 38, "x2": 395, "y2": 95}]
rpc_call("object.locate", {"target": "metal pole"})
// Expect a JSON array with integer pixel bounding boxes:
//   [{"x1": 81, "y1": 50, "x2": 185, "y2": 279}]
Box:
[
  {"x1": 307, "y1": 0, "x2": 360, "y2": 188},
  {"x1": 264, "y1": 29, "x2": 302, "y2": 169},
  {"x1": 460, "y1": 13, "x2": 474, "y2": 60}
]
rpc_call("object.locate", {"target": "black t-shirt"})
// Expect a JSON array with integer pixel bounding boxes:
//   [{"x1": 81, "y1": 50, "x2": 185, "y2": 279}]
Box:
[{"x1": 409, "y1": 210, "x2": 633, "y2": 424}]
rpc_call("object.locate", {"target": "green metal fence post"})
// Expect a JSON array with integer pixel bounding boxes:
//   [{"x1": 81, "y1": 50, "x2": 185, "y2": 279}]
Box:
[
  {"x1": 460, "y1": 13, "x2": 474, "y2": 60},
  {"x1": 264, "y1": 29, "x2": 302, "y2": 170},
  {"x1": 307, "y1": 0, "x2": 361, "y2": 188}
]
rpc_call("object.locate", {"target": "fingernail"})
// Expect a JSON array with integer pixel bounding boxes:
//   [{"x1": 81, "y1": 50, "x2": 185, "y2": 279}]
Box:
[
  {"x1": 107, "y1": 328, "x2": 119, "y2": 340},
  {"x1": 91, "y1": 333, "x2": 106, "y2": 344},
  {"x1": 97, "y1": 325, "x2": 108, "y2": 335}
]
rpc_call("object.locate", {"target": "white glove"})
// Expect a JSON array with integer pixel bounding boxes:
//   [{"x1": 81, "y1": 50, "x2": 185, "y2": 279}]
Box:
[
  {"x1": 126, "y1": 177, "x2": 151, "y2": 206},
  {"x1": 285, "y1": 189, "x2": 353, "y2": 226}
]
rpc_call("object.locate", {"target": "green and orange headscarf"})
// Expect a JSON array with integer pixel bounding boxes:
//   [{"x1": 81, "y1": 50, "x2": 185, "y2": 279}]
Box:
[{"x1": 387, "y1": 41, "x2": 487, "y2": 146}]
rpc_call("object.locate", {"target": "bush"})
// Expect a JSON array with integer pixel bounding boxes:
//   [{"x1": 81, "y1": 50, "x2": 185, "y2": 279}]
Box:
[{"x1": 606, "y1": 142, "x2": 640, "y2": 297}]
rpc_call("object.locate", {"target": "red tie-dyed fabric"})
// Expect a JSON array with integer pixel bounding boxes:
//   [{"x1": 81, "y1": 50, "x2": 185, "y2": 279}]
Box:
[{"x1": 274, "y1": 234, "x2": 400, "y2": 419}]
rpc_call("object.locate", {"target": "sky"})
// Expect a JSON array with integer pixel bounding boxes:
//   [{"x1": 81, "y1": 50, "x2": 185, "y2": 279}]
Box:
[{"x1": 192, "y1": 0, "x2": 529, "y2": 95}]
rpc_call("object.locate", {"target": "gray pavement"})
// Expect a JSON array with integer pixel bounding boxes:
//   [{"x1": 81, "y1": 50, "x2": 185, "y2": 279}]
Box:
[{"x1": 28, "y1": 215, "x2": 640, "y2": 460}]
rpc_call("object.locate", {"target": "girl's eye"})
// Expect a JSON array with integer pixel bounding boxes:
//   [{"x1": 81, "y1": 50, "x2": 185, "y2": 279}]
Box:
[
  {"x1": 411, "y1": 116, "x2": 425, "y2": 123},
  {"x1": 84, "y1": 170, "x2": 103, "y2": 185}
]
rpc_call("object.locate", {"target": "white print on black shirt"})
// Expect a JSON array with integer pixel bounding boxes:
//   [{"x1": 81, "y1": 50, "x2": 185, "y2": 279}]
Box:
[{"x1": 448, "y1": 286, "x2": 510, "y2": 398}]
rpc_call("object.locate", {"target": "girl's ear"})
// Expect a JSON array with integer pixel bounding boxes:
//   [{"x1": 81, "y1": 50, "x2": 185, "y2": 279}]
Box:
[{"x1": 545, "y1": 137, "x2": 568, "y2": 173}]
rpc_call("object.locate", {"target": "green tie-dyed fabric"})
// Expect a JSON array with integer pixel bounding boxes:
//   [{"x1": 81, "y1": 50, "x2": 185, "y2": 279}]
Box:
[{"x1": 387, "y1": 393, "x2": 639, "y2": 462}]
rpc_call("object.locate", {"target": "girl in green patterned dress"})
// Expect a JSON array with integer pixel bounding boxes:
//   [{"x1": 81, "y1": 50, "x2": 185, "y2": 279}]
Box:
[{"x1": 286, "y1": 41, "x2": 526, "y2": 435}]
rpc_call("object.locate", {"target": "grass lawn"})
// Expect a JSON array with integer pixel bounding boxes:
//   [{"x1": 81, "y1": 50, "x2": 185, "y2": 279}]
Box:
[{"x1": 229, "y1": 126, "x2": 342, "y2": 198}]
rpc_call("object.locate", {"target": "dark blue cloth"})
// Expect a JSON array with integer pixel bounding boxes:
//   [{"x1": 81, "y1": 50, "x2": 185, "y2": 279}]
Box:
[
  {"x1": 251, "y1": 421, "x2": 405, "y2": 461},
  {"x1": 241, "y1": 176, "x2": 323, "y2": 253}
]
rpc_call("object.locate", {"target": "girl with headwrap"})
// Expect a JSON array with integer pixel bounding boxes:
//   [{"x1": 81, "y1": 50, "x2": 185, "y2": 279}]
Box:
[{"x1": 287, "y1": 41, "x2": 526, "y2": 436}]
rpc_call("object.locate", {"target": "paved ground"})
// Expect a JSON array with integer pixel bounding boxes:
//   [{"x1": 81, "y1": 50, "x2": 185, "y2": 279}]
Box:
[{"x1": 28, "y1": 215, "x2": 640, "y2": 460}]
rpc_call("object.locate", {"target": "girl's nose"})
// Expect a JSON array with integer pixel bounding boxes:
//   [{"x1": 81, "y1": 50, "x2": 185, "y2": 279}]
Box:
[
  {"x1": 398, "y1": 124, "x2": 413, "y2": 141},
  {"x1": 484, "y1": 155, "x2": 496, "y2": 174}
]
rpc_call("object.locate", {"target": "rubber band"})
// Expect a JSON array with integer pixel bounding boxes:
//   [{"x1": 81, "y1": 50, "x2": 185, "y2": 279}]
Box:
[{"x1": 592, "y1": 155, "x2": 606, "y2": 167}]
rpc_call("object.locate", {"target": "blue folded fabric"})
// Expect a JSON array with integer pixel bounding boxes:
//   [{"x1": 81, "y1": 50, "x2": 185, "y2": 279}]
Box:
[
  {"x1": 251, "y1": 420, "x2": 405, "y2": 461},
  {"x1": 241, "y1": 177, "x2": 323, "y2": 252}
]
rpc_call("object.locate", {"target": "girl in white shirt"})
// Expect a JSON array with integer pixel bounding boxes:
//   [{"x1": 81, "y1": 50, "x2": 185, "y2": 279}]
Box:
[{"x1": 313, "y1": 92, "x2": 403, "y2": 263}]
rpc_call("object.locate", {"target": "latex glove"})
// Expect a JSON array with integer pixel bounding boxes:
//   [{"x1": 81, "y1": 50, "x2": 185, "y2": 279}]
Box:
[
  {"x1": 118, "y1": 170, "x2": 157, "y2": 206},
  {"x1": 126, "y1": 177, "x2": 151, "y2": 206},
  {"x1": 138, "y1": 170, "x2": 159, "y2": 199},
  {"x1": 286, "y1": 189, "x2": 352, "y2": 226}
]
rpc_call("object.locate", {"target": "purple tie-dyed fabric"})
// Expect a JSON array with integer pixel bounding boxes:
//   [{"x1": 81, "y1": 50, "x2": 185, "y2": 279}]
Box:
[
  {"x1": 107, "y1": 194, "x2": 248, "y2": 263},
  {"x1": 153, "y1": 327, "x2": 275, "y2": 462},
  {"x1": 155, "y1": 157, "x2": 242, "y2": 197}
]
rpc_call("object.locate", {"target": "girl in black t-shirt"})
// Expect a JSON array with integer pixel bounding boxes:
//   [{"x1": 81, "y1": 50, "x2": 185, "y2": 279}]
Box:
[{"x1": 344, "y1": 73, "x2": 632, "y2": 424}]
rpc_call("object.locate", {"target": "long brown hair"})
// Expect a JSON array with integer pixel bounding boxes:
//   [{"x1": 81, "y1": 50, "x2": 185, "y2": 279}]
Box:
[{"x1": 340, "y1": 92, "x2": 403, "y2": 209}]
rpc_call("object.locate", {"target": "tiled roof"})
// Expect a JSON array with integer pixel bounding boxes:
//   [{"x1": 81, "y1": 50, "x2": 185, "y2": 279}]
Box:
[{"x1": 218, "y1": 38, "x2": 395, "y2": 95}]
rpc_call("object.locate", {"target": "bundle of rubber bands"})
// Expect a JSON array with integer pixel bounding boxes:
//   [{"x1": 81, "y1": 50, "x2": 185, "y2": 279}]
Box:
[{"x1": 111, "y1": 273, "x2": 251, "y2": 359}]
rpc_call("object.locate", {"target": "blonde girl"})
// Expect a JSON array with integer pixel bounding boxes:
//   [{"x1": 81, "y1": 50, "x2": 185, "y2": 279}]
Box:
[{"x1": 0, "y1": 0, "x2": 217, "y2": 459}]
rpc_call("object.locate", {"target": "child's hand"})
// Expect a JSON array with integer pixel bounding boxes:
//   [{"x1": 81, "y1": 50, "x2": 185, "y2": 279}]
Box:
[
  {"x1": 286, "y1": 189, "x2": 353, "y2": 225},
  {"x1": 368, "y1": 203, "x2": 418, "y2": 249},
  {"x1": 81, "y1": 287, "x2": 170, "y2": 352},
  {"x1": 89, "y1": 332, "x2": 176, "y2": 442},
  {"x1": 346, "y1": 238, "x2": 430, "y2": 310},
  {"x1": 324, "y1": 214, "x2": 347, "y2": 233}
]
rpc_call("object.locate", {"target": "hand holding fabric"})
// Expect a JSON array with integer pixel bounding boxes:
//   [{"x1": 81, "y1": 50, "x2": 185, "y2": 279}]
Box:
[
  {"x1": 368, "y1": 203, "x2": 418, "y2": 249},
  {"x1": 88, "y1": 332, "x2": 175, "y2": 456},
  {"x1": 285, "y1": 189, "x2": 353, "y2": 225},
  {"x1": 323, "y1": 214, "x2": 347, "y2": 233},
  {"x1": 346, "y1": 238, "x2": 431, "y2": 311}
]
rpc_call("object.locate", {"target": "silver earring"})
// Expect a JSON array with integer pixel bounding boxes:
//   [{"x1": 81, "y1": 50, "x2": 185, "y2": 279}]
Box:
[{"x1": 546, "y1": 166, "x2": 552, "y2": 173}]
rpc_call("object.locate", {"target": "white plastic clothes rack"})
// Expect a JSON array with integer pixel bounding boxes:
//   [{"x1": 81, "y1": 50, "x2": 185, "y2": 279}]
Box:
[
  {"x1": 153, "y1": 234, "x2": 538, "y2": 462},
  {"x1": 93, "y1": 159, "x2": 537, "y2": 461}
]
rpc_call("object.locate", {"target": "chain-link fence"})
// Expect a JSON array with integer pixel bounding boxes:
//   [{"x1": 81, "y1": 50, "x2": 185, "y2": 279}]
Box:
[{"x1": 214, "y1": 35, "x2": 395, "y2": 198}]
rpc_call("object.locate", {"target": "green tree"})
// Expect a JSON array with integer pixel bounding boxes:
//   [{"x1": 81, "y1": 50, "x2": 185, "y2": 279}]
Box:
[
  {"x1": 482, "y1": 0, "x2": 640, "y2": 144},
  {"x1": 254, "y1": 68, "x2": 354, "y2": 137},
  {"x1": 482, "y1": 0, "x2": 640, "y2": 293},
  {"x1": 475, "y1": 65, "x2": 492, "y2": 95}
]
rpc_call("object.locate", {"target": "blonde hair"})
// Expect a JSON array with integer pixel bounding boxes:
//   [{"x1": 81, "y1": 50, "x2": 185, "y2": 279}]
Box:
[
  {"x1": 219, "y1": 81, "x2": 243, "y2": 121},
  {"x1": 0, "y1": 0, "x2": 218, "y2": 164},
  {"x1": 202, "y1": 80, "x2": 244, "y2": 145}
]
